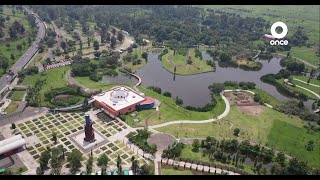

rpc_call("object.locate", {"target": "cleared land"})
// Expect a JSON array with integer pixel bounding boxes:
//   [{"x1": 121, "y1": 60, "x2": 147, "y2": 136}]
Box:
[{"x1": 155, "y1": 106, "x2": 320, "y2": 168}]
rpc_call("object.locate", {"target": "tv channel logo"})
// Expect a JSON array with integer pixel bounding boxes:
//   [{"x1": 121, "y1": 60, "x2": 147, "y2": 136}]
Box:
[{"x1": 270, "y1": 21, "x2": 289, "y2": 46}]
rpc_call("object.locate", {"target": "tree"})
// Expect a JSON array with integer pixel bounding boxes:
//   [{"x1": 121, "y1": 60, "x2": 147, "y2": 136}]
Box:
[
  {"x1": 93, "y1": 40, "x2": 99, "y2": 51},
  {"x1": 163, "y1": 91, "x2": 172, "y2": 97},
  {"x1": 28, "y1": 37, "x2": 32, "y2": 45},
  {"x1": 192, "y1": 139, "x2": 200, "y2": 152},
  {"x1": 111, "y1": 36, "x2": 117, "y2": 49},
  {"x1": 50, "y1": 147, "x2": 63, "y2": 175},
  {"x1": 142, "y1": 52, "x2": 148, "y2": 60},
  {"x1": 208, "y1": 83, "x2": 225, "y2": 96},
  {"x1": 11, "y1": 123, "x2": 16, "y2": 130},
  {"x1": 16, "y1": 44, "x2": 22, "y2": 52},
  {"x1": 39, "y1": 150, "x2": 51, "y2": 170},
  {"x1": 117, "y1": 31, "x2": 124, "y2": 42},
  {"x1": 65, "y1": 54, "x2": 70, "y2": 61},
  {"x1": 22, "y1": 41, "x2": 26, "y2": 47},
  {"x1": 52, "y1": 132, "x2": 57, "y2": 144},
  {"x1": 6, "y1": 43, "x2": 10, "y2": 50},
  {"x1": 287, "y1": 51, "x2": 291, "y2": 58},
  {"x1": 67, "y1": 149, "x2": 83, "y2": 174},
  {"x1": 288, "y1": 158, "x2": 309, "y2": 175},
  {"x1": 219, "y1": 52, "x2": 232, "y2": 62},
  {"x1": 233, "y1": 128, "x2": 240, "y2": 136},
  {"x1": 97, "y1": 154, "x2": 109, "y2": 175},
  {"x1": 116, "y1": 153, "x2": 121, "y2": 169},
  {"x1": 1, "y1": 59, "x2": 9, "y2": 72},
  {"x1": 10, "y1": 54, "x2": 15, "y2": 62},
  {"x1": 298, "y1": 100, "x2": 304, "y2": 108},
  {"x1": 87, "y1": 36, "x2": 90, "y2": 47},
  {"x1": 112, "y1": 28, "x2": 116, "y2": 35},
  {"x1": 86, "y1": 154, "x2": 93, "y2": 174},
  {"x1": 36, "y1": 167, "x2": 42, "y2": 175},
  {"x1": 175, "y1": 96, "x2": 183, "y2": 105},
  {"x1": 94, "y1": 51, "x2": 101, "y2": 58},
  {"x1": 60, "y1": 41, "x2": 67, "y2": 52},
  {"x1": 276, "y1": 152, "x2": 286, "y2": 167},
  {"x1": 131, "y1": 156, "x2": 139, "y2": 174}
]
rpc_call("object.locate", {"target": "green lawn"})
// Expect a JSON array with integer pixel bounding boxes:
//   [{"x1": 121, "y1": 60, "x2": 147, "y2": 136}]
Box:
[
  {"x1": 8, "y1": 90, "x2": 26, "y2": 101},
  {"x1": 5, "y1": 101, "x2": 21, "y2": 114},
  {"x1": 162, "y1": 49, "x2": 214, "y2": 75},
  {"x1": 251, "y1": 88, "x2": 281, "y2": 107},
  {"x1": 155, "y1": 106, "x2": 320, "y2": 168},
  {"x1": 292, "y1": 75, "x2": 320, "y2": 86},
  {"x1": 279, "y1": 47, "x2": 320, "y2": 67},
  {"x1": 161, "y1": 167, "x2": 193, "y2": 175},
  {"x1": 20, "y1": 67, "x2": 71, "y2": 106},
  {"x1": 125, "y1": 86, "x2": 226, "y2": 127},
  {"x1": 276, "y1": 79, "x2": 319, "y2": 100},
  {"x1": 291, "y1": 79, "x2": 320, "y2": 96},
  {"x1": 267, "y1": 119, "x2": 320, "y2": 168},
  {"x1": 74, "y1": 76, "x2": 134, "y2": 91}
]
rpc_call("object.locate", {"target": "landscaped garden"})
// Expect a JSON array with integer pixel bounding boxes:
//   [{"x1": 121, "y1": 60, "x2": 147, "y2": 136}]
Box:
[{"x1": 14, "y1": 112, "x2": 145, "y2": 167}]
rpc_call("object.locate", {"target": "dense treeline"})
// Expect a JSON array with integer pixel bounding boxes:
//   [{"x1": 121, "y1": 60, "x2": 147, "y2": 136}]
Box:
[{"x1": 30, "y1": 5, "x2": 269, "y2": 48}]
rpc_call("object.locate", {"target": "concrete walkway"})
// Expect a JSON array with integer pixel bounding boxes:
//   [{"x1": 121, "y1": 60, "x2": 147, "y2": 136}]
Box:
[
  {"x1": 293, "y1": 78, "x2": 320, "y2": 88},
  {"x1": 285, "y1": 79, "x2": 320, "y2": 99},
  {"x1": 147, "y1": 91, "x2": 230, "y2": 129}
]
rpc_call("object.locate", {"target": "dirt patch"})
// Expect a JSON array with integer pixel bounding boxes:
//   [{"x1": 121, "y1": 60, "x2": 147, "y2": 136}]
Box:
[
  {"x1": 147, "y1": 133, "x2": 176, "y2": 151},
  {"x1": 237, "y1": 105, "x2": 265, "y2": 115}
]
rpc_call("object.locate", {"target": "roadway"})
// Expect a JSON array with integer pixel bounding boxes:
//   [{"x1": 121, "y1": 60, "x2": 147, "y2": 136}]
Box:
[{"x1": 0, "y1": 6, "x2": 46, "y2": 94}]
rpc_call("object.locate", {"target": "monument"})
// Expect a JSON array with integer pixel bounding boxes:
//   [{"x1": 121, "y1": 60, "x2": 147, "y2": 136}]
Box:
[{"x1": 84, "y1": 114, "x2": 95, "y2": 142}]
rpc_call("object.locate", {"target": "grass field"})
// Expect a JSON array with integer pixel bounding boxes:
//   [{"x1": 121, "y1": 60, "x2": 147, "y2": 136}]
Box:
[
  {"x1": 291, "y1": 79, "x2": 320, "y2": 95},
  {"x1": 125, "y1": 86, "x2": 226, "y2": 127},
  {"x1": 29, "y1": 51, "x2": 46, "y2": 66},
  {"x1": 292, "y1": 75, "x2": 320, "y2": 86},
  {"x1": 155, "y1": 106, "x2": 320, "y2": 168},
  {"x1": 0, "y1": 6, "x2": 33, "y2": 76},
  {"x1": 161, "y1": 167, "x2": 193, "y2": 175},
  {"x1": 162, "y1": 49, "x2": 213, "y2": 75},
  {"x1": 251, "y1": 88, "x2": 281, "y2": 107},
  {"x1": 8, "y1": 90, "x2": 26, "y2": 101},
  {"x1": 74, "y1": 76, "x2": 134, "y2": 91},
  {"x1": 5, "y1": 101, "x2": 21, "y2": 114},
  {"x1": 279, "y1": 47, "x2": 319, "y2": 67},
  {"x1": 20, "y1": 67, "x2": 70, "y2": 106},
  {"x1": 276, "y1": 79, "x2": 319, "y2": 100}
]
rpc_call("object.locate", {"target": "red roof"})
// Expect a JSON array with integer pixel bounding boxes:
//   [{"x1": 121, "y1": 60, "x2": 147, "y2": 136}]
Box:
[{"x1": 140, "y1": 96, "x2": 155, "y2": 105}]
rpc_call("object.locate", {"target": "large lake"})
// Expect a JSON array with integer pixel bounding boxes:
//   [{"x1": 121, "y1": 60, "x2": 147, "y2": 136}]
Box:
[{"x1": 102, "y1": 51, "x2": 314, "y2": 108}]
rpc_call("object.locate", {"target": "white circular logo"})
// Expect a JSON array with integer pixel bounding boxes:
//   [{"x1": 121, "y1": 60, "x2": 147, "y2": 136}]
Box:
[{"x1": 271, "y1": 21, "x2": 288, "y2": 39}]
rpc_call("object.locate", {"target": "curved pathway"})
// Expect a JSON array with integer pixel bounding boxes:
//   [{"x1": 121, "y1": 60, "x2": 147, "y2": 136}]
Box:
[
  {"x1": 285, "y1": 79, "x2": 320, "y2": 99},
  {"x1": 147, "y1": 91, "x2": 230, "y2": 129},
  {"x1": 293, "y1": 78, "x2": 320, "y2": 88}
]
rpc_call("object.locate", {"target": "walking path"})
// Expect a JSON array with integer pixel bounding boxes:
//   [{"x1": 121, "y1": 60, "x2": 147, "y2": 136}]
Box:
[
  {"x1": 285, "y1": 79, "x2": 320, "y2": 99},
  {"x1": 293, "y1": 78, "x2": 320, "y2": 88}
]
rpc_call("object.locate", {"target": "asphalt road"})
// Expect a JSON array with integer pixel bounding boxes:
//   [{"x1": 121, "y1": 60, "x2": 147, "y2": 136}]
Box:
[{"x1": 0, "y1": 6, "x2": 46, "y2": 93}]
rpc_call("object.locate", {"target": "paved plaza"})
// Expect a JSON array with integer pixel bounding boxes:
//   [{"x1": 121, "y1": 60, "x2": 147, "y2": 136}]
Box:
[{"x1": 8, "y1": 111, "x2": 146, "y2": 169}]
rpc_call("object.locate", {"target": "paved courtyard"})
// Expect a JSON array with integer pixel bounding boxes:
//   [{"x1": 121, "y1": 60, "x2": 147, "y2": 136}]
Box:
[{"x1": 7, "y1": 111, "x2": 145, "y2": 170}]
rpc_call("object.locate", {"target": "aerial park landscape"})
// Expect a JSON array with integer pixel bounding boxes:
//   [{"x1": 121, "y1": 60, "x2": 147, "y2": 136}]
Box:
[{"x1": 0, "y1": 5, "x2": 319, "y2": 175}]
